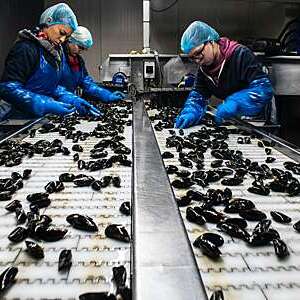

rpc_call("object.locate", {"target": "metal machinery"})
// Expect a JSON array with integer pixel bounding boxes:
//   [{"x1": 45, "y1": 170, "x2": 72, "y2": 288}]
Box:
[{"x1": 0, "y1": 91, "x2": 299, "y2": 299}]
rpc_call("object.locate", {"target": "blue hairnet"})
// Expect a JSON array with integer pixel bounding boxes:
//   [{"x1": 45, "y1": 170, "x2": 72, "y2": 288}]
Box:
[
  {"x1": 40, "y1": 3, "x2": 78, "y2": 32},
  {"x1": 181, "y1": 21, "x2": 220, "y2": 54},
  {"x1": 69, "y1": 26, "x2": 93, "y2": 48}
]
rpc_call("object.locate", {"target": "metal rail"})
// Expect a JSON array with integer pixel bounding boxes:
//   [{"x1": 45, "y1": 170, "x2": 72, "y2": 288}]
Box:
[{"x1": 132, "y1": 100, "x2": 208, "y2": 300}]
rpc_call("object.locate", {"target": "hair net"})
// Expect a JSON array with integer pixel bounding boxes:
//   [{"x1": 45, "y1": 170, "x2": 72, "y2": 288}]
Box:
[
  {"x1": 40, "y1": 3, "x2": 78, "y2": 31},
  {"x1": 181, "y1": 21, "x2": 220, "y2": 54},
  {"x1": 69, "y1": 26, "x2": 93, "y2": 48}
]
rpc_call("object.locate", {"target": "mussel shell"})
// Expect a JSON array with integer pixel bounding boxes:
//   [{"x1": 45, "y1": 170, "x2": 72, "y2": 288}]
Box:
[
  {"x1": 270, "y1": 211, "x2": 291, "y2": 224},
  {"x1": 193, "y1": 238, "x2": 221, "y2": 259},
  {"x1": 59, "y1": 173, "x2": 75, "y2": 182},
  {"x1": 196, "y1": 232, "x2": 224, "y2": 247},
  {"x1": 186, "y1": 207, "x2": 206, "y2": 225},
  {"x1": 119, "y1": 202, "x2": 130, "y2": 216},
  {"x1": 5, "y1": 200, "x2": 22, "y2": 212},
  {"x1": 223, "y1": 217, "x2": 248, "y2": 229},
  {"x1": 105, "y1": 224, "x2": 130, "y2": 242},
  {"x1": 25, "y1": 240, "x2": 44, "y2": 259},
  {"x1": 0, "y1": 267, "x2": 18, "y2": 292},
  {"x1": 161, "y1": 151, "x2": 174, "y2": 159},
  {"x1": 8, "y1": 226, "x2": 28, "y2": 243},
  {"x1": 239, "y1": 209, "x2": 267, "y2": 221},
  {"x1": 273, "y1": 238, "x2": 289, "y2": 258},
  {"x1": 217, "y1": 222, "x2": 250, "y2": 241},
  {"x1": 66, "y1": 214, "x2": 98, "y2": 232},
  {"x1": 35, "y1": 225, "x2": 67, "y2": 242},
  {"x1": 224, "y1": 198, "x2": 255, "y2": 213},
  {"x1": 58, "y1": 249, "x2": 72, "y2": 272}
]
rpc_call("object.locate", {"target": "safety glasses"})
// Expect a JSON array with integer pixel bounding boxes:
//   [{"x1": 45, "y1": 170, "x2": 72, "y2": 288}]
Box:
[{"x1": 188, "y1": 42, "x2": 207, "y2": 62}]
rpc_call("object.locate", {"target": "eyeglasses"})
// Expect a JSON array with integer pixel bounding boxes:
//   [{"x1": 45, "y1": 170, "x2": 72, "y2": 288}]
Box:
[
  {"x1": 188, "y1": 43, "x2": 207, "y2": 62},
  {"x1": 78, "y1": 45, "x2": 87, "y2": 51}
]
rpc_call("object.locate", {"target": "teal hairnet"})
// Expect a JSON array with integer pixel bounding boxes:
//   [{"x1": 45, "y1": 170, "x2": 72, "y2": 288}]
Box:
[
  {"x1": 181, "y1": 21, "x2": 220, "y2": 54},
  {"x1": 69, "y1": 26, "x2": 93, "y2": 49},
  {"x1": 40, "y1": 3, "x2": 78, "y2": 32}
]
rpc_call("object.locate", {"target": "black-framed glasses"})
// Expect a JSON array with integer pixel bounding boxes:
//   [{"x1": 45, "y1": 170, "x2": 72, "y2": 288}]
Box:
[
  {"x1": 78, "y1": 45, "x2": 87, "y2": 51},
  {"x1": 188, "y1": 42, "x2": 207, "y2": 62}
]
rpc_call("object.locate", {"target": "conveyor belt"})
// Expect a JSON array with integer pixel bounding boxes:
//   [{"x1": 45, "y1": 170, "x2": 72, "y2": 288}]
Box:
[
  {"x1": 149, "y1": 107, "x2": 300, "y2": 300},
  {"x1": 0, "y1": 107, "x2": 132, "y2": 299}
]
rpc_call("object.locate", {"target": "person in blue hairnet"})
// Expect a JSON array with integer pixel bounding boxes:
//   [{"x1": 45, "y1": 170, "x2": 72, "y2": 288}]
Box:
[
  {"x1": 0, "y1": 3, "x2": 100, "y2": 119},
  {"x1": 175, "y1": 21, "x2": 273, "y2": 128},
  {"x1": 59, "y1": 26, "x2": 125, "y2": 105}
]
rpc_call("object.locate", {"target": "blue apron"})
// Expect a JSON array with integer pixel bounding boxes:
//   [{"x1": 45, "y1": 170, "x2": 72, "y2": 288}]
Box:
[{"x1": 59, "y1": 52, "x2": 83, "y2": 93}]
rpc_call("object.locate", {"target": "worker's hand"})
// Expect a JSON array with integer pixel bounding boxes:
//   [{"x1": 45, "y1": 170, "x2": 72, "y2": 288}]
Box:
[
  {"x1": 72, "y1": 98, "x2": 102, "y2": 116},
  {"x1": 175, "y1": 112, "x2": 196, "y2": 129},
  {"x1": 214, "y1": 98, "x2": 239, "y2": 125},
  {"x1": 108, "y1": 91, "x2": 126, "y2": 102},
  {"x1": 43, "y1": 101, "x2": 76, "y2": 116}
]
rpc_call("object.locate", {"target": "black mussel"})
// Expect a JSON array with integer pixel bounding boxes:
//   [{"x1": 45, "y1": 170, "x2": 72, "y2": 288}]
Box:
[
  {"x1": 186, "y1": 207, "x2": 206, "y2": 225},
  {"x1": 0, "y1": 267, "x2": 18, "y2": 292},
  {"x1": 216, "y1": 168, "x2": 234, "y2": 177},
  {"x1": 25, "y1": 240, "x2": 44, "y2": 259},
  {"x1": 66, "y1": 214, "x2": 98, "y2": 232},
  {"x1": 248, "y1": 232, "x2": 274, "y2": 247},
  {"x1": 29, "y1": 198, "x2": 51, "y2": 209},
  {"x1": 59, "y1": 173, "x2": 75, "y2": 182},
  {"x1": 217, "y1": 222, "x2": 250, "y2": 241},
  {"x1": 237, "y1": 137, "x2": 244, "y2": 144},
  {"x1": 38, "y1": 215, "x2": 52, "y2": 227},
  {"x1": 266, "y1": 157, "x2": 276, "y2": 163},
  {"x1": 177, "y1": 196, "x2": 192, "y2": 207},
  {"x1": 195, "y1": 232, "x2": 224, "y2": 247},
  {"x1": 270, "y1": 211, "x2": 291, "y2": 224},
  {"x1": 35, "y1": 225, "x2": 67, "y2": 242},
  {"x1": 162, "y1": 151, "x2": 174, "y2": 159},
  {"x1": 119, "y1": 158, "x2": 132, "y2": 167},
  {"x1": 73, "y1": 175, "x2": 94, "y2": 187},
  {"x1": 253, "y1": 219, "x2": 272, "y2": 235},
  {"x1": 29, "y1": 128, "x2": 36, "y2": 138},
  {"x1": 247, "y1": 185, "x2": 270, "y2": 196},
  {"x1": 15, "y1": 208, "x2": 27, "y2": 224},
  {"x1": 26, "y1": 192, "x2": 49, "y2": 203},
  {"x1": 244, "y1": 137, "x2": 251, "y2": 144},
  {"x1": 268, "y1": 180, "x2": 286, "y2": 193},
  {"x1": 175, "y1": 170, "x2": 191, "y2": 178},
  {"x1": 257, "y1": 141, "x2": 264, "y2": 148},
  {"x1": 293, "y1": 220, "x2": 300, "y2": 233},
  {"x1": 239, "y1": 209, "x2": 267, "y2": 221},
  {"x1": 165, "y1": 165, "x2": 178, "y2": 174},
  {"x1": 265, "y1": 148, "x2": 272, "y2": 155},
  {"x1": 171, "y1": 178, "x2": 194, "y2": 189},
  {"x1": 90, "y1": 150, "x2": 108, "y2": 159},
  {"x1": 186, "y1": 190, "x2": 206, "y2": 202},
  {"x1": 209, "y1": 289, "x2": 224, "y2": 300},
  {"x1": 72, "y1": 144, "x2": 83, "y2": 152},
  {"x1": 223, "y1": 217, "x2": 248, "y2": 229},
  {"x1": 112, "y1": 265, "x2": 127, "y2": 292},
  {"x1": 224, "y1": 198, "x2": 255, "y2": 213},
  {"x1": 91, "y1": 180, "x2": 102, "y2": 191},
  {"x1": 79, "y1": 292, "x2": 116, "y2": 300},
  {"x1": 61, "y1": 147, "x2": 70, "y2": 155},
  {"x1": 5, "y1": 200, "x2": 22, "y2": 212},
  {"x1": 11, "y1": 172, "x2": 22, "y2": 181},
  {"x1": 273, "y1": 238, "x2": 289, "y2": 258},
  {"x1": 193, "y1": 238, "x2": 221, "y2": 259},
  {"x1": 221, "y1": 177, "x2": 243, "y2": 186},
  {"x1": 58, "y1": 249, "x2": 72, "y2": 272},
  {"x1": 178, "y1": 158, "x2": 193, "y2": 169},
  {"x1": 77, "y1": 159, "x2": 86, "y2": 170},
  {"x1": 286, "y1": 181, "x2": 300, "y2": 197},
  {"x1": 0, "y1": 191, "x2": 12, "y2": 201},
  {"x1": 8, "y1": 226, "x2": 28, "y2": 243},
  {"x1": 211, "y1": 160, "x2": 223, "y2": 168},
  {"x1": 112, "y1": 176, "x2": 121, "y2": 188},
  {"x1": 105, "y1": 224, "x2": 130, "y2": 242},
  {"x1": 45, "y1": 181, "x2": 64, "y2": 193},
  {"x1": 178, "y1": 129, "x2": 184, "y2": 136},
  {"x1": 119, "y1": 202, "x2": 130, "y2": 216},
  {"x1": 22, "y1": 169, "x2": 32, "y2": 180},
  {"x1": 199, "y1": 208, "x2": 225, "y2": 224},
  {"x1": 73, "y1": 153, "x2": 79, "y2": 161},
  {"x1": 100, "y1": 176, "x2": 112, "y2": 188}
]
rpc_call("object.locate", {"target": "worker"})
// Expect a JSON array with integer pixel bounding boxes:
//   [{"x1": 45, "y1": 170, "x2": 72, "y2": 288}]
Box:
[
  {"x1": 175, "y1": 21, "x2": 273, "y2": 128},
  {"x1": 59, "y1": 26, "x2": 125, "y2": 104},
  {"x1": 0, "y1": 3, "x2": 100, "y2": 119}
]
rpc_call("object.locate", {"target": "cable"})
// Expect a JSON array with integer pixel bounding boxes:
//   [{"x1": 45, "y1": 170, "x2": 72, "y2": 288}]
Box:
[{"x1": 150, "y1": 0, "x2": 178, "y2": 13}]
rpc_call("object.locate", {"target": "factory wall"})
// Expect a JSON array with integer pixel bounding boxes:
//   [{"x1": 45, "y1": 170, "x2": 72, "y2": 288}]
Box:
[
  {"x1": 0, "y1": 0, "x2": 43, "y2": 77},
  {"x1": 150, "y1": 0, "x2": 300, "y2": 53}
]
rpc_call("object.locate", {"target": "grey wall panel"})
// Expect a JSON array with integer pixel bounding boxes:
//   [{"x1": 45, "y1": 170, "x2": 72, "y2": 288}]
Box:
[
  {"x1": 0, "y1": 0, "x2": 43, "y2": 75},
  {"x1": 45, "y1": 0, "x2": 143, "y2": 79},
  {"x1": 150, "y1": 0, "x2": 300, "y2": 54}
]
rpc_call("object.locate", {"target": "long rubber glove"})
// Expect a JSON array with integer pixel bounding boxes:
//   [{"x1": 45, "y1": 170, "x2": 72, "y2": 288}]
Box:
[
  {"x1": 215, "y1": 77, "x2": 273, "y2": 125},
  {"x1": 175, "y1": 90, "x2": 208, "y2": 128},
  {"x1": 82, "y1": 76, "x2": 125, "y2": 103},
  {"x1": 0, "y1": 81, "x2": 75, "y2": 117},
  {"x1": 54, "y1": 85, "x2": 101, "y2": 116}
]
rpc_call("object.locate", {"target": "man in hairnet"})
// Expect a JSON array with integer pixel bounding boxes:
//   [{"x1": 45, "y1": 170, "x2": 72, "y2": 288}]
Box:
[
  {"x1": 59, "y1": 26, "x2": 125, "y2": 107},
  {"x1": 175, "y1": 21, "x2": 273, "y2": 128},
  {"x1": 0, "y1": 3, "x2": 100, "y2": 119}
]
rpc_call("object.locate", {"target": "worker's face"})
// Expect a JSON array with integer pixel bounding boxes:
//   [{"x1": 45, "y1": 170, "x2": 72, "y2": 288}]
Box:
[
  {"x1": 189, "y1": 42, "x2": 215, "y2": 66},
  {"x1": 44, "y1": 24, "x2": 73, "y2": 46},
  {"x1": 68, "y1": 43, "x2": 87, "y2": 56}
]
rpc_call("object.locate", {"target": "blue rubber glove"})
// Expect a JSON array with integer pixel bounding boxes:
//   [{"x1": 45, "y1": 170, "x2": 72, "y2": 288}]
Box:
[
  {"x1": 108, "y1": 91, "x2": 126, "y2": 102},
  {"x1": 0, "y1": 81, "x2": 75, "y2": 117},
  {"x1": 215, "y1": 77, "x2": 273, "y2": 125},
  {"x1": 54, "y1": 85, "x2": 101, "y2": 116},
  {"x1": 175, "y1": 90, "x2": 208, "y2": 129}
]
